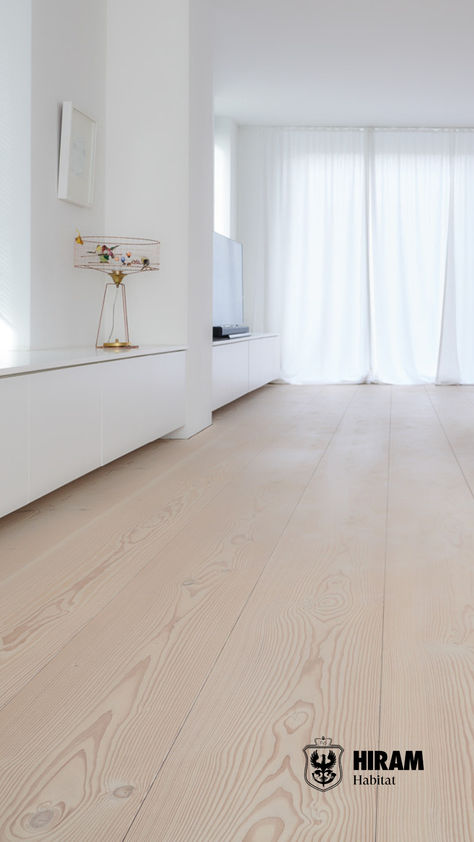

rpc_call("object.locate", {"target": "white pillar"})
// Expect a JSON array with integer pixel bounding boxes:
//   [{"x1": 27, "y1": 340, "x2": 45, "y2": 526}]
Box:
[{"x1": 106, "y1": 0, "x2": 213, "y2": 437}]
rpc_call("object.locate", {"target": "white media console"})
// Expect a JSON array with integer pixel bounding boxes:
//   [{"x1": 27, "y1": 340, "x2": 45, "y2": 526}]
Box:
[
  {"x1": 0, "y1": 346, "x2": 186, "y2": 518},
  {"x1": 212, "y1": 333, "x2": 280, "y2": 411}
]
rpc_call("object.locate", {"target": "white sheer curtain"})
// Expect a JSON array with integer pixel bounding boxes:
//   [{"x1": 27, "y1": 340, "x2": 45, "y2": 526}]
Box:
[
  {"x1": 445, "y1": 132, "x2": 474, "y2": 383},
  {"x1": 238, "y1": 127, "x2": 474, "y2": 384}
]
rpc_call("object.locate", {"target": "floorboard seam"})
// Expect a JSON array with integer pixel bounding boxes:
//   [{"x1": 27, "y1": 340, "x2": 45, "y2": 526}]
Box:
[
  {"x1": 424, "y1": 385, "x2": 474, "y2": 501},
  {"x1": 120, "y1": 387, "x2": 359, "y2": 841},
  {"x1": 374, "y1": 385, "x2": 393, "y2": 842}
]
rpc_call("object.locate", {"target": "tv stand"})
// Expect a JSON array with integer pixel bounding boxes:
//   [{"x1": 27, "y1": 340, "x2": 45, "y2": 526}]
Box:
[{"x1": 212, "y1": 333, "x2": 280, "y2": 411}]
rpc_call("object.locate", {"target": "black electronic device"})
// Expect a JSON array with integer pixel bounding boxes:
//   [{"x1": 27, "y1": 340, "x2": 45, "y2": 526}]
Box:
[{"x1": 213, "y1": 325, "x2": 250, "y2": 339}]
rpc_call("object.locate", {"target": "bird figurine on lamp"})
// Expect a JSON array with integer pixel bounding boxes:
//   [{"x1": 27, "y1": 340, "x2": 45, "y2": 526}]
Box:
[{"x1": 74, "y1": 234, "x2": 160, "y2": 348}]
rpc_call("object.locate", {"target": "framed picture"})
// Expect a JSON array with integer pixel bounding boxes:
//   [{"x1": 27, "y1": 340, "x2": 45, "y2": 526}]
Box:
[{"x1": 57, "y1": 102, "x2": 96, "y2": 207}]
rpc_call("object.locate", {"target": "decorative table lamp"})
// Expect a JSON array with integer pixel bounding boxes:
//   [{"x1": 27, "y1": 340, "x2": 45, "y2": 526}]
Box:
[{"x1": 74, "y1": 235, "x2": 160, "y2": 348}]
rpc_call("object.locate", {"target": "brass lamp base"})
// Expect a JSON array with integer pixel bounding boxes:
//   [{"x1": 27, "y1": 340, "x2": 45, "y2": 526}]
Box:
[
  {"x1": 96, "y1": 280, "x2": 138, "y2": 349},
  {"x1": 101, "y1": 339, "x2": 139, "y2": 349}
]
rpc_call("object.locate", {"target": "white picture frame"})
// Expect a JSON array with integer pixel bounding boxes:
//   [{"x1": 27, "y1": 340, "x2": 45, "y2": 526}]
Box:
[{"x1": 57, "y1": 102, "x2": 96, "y2": 207}]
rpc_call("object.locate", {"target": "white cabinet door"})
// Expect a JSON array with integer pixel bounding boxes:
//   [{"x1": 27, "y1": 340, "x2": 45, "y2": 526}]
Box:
[
  {"x1": 0, "y1": 376, "x2": 30, "y2": 517},
  {"x1": 102, "y1": 351, "x2": 185, "y2": 464},
  {"x1": 212, "y1": 341, "x2": 249, "y2": 411},
  {"x1": 30, "y1": 365, "x2": 102, "y2": 501},
  {"x1": 248, "y1": 336, "x2": 280, "y2": 392}
]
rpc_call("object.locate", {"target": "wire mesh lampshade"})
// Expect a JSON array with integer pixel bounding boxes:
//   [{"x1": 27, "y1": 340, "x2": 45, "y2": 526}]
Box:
[{"x1": 74, "y1": 235, "x2": 160, "y2": 348}]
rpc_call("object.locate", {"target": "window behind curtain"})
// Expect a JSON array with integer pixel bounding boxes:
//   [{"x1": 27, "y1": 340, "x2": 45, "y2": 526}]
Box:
[{"x1": 238, "y1": 127, "x2": 474, "y2": 385}]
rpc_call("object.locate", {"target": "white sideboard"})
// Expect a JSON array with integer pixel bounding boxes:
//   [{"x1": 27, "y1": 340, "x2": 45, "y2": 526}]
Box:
[
  {"x1": 0, "y1": 346, "x2": 186, "y2": 518},
  {"x1": 212, "y1": 333, "x2": 280, "y2": 411}
]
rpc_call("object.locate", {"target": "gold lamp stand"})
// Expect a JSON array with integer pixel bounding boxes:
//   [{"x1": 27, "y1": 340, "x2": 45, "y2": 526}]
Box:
[
  {"x1": 74, "y1": 235, "x2": 160, "y2": 348},
  {"x1": 96, "y1": 271, "x2": 138, "y2": 349}
]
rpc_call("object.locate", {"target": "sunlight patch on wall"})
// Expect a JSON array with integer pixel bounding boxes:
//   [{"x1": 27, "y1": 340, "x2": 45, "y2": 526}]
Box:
[{"x1": 0, "y1": 0, "x2": 31, "y2": 351}]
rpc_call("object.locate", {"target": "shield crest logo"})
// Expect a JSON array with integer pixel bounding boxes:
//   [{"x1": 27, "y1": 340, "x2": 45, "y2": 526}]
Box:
[{"x1": 303, "y1": 736, "x2": 344, "y2": 792}]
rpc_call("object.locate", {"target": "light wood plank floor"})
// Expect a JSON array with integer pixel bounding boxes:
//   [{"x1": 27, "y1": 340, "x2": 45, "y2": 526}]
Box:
[{"x1": 0, "y1": 385, "x2": 472, "y2": 841}]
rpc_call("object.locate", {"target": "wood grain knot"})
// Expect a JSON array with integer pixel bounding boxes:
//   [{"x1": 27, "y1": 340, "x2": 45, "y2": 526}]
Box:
[
  {"x1": 113, "y1": 785, "x2": 135, "y2": 799},
  {"x1": 243, "y1": 816, "x2": 285, "y2": 841},
  {"x1": 28, "y1": 810, "x2": 54, "y2": 829},
  {"x1": 283, "y1": 710, "x2": 309, "y2": 733},
  {"x1": 304, "y1": 575, "x2": 352, "y2": 620},
  {"x1": 310, "y1": 803, "x2": 329, "y2": 825},
  {"x1": 20, "y1": 801, "x2": 64, "y2": 834}
]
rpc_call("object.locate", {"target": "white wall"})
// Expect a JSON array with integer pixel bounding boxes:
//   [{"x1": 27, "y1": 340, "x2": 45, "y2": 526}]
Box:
[
  {"x1": 214, "y1": 116, "x2": 238, "y2": 240},
  {"x1": 29, "y1": 0, "x2": 107, "y2": 350},
  {"x1": 0, "y1": 1, "x2": 31, "y2": 350},
  {"x1": 105, "y1": 0, "x2": 189, "y2": 349},
  {"x1": 0, "y1": 0, "x2": 213, "y2": 438}
]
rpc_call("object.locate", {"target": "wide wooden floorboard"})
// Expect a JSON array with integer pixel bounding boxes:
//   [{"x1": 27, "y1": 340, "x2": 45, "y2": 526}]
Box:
[
  {"x1": 425, "y1": 384, "x2": 474, "y2": 493},
  {"x1": 0, "y1": 387, "x2": 354, "y2": 841},
  {"x1": 0, "y1": 384, "x2": 303, "y2": 583},
  {"x1": 0, "y1": 415, "x2": 210, "y2": 583},
  {"x1": 0, "y1": 385, "x2": 320, "y2": 708},
  {"x1": 0, "y1": 385, "x2": 471, "y2": 842},
  {"x1": 376, "y1": 387, "x2": 473, "y2": 842},
  {"x1": 125, "y1": 386, "x2": 391, "y2": 842}
]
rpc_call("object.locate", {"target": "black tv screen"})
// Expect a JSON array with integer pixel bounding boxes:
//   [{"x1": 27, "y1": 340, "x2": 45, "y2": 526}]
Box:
[{"x1": 213, "y1": 232, "x2": 243, "y2": 326}]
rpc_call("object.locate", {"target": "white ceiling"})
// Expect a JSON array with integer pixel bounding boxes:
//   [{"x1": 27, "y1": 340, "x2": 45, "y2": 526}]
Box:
[{"x1": 213, "y1": 0, "x2": 474, "y2": 126}]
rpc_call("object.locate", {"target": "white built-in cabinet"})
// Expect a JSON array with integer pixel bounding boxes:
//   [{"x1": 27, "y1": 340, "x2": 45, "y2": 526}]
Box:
[
  {"x1": 212, "y1": 334, "x2": 280, "y2": 411},
  {"x1": 0, "y1": 376, "x2": 30, "y2": 515},
  {"x1": 101, "y1": 352, "x2": 185, "y2": 464},
  {"x1": 29, "y1": 364, "x2": 103, "y2": 502},
  {"x1": 0, "y1": 336, "x2": 280, "y2": 518},
  {"x1": 0, "y1": 347, "x2": 186, "y2": 518}
]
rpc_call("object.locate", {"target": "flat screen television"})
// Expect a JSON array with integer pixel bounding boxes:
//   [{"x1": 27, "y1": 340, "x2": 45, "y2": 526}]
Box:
[{"x1": 213, "y1": 232, "x2": 248, "y2": 337}]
